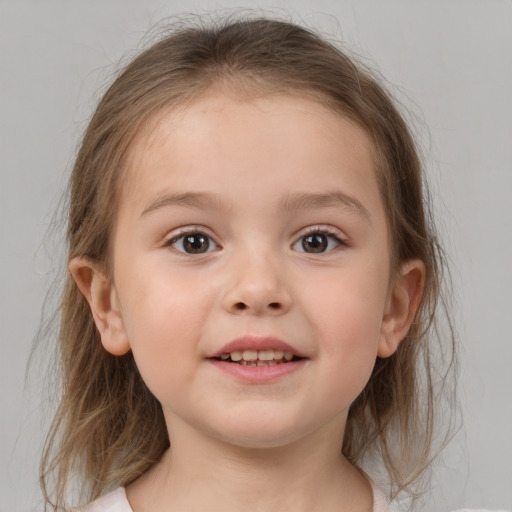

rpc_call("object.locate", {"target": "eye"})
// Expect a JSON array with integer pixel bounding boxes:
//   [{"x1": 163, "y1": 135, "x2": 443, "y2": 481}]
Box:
[
  {"x1": 292, "y1": 230, "x2": 344, "y2": 254},
  {"x1": 167, "y1": 231, "x2": 218, "y2": 254}
]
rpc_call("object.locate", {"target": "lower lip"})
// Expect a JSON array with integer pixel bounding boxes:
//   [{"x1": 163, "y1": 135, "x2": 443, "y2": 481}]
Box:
[{"x1": 208, "y1": 359, "x2": 306, "y2": 383}]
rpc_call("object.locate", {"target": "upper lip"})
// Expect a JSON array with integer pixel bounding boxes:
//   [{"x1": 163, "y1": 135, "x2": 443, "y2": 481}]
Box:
[{"x1": 207, "y1": 336, "x2": 306, "y2": 359}]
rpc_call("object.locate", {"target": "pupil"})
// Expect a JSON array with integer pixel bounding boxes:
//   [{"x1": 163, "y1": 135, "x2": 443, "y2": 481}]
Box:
[
  {"x1": 184, "y1": 234, "x2": 209, "y2": 253},
  {"x1": 303, "y1": 234, "x2": 327, "y2": 253}
]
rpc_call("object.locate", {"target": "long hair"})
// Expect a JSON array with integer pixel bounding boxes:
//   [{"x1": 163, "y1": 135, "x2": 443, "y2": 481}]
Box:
[{"x1": 39, "y1": 15, "x2": 456, "y2": 510}]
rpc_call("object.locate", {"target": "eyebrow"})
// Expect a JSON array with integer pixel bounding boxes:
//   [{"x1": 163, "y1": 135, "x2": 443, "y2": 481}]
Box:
[
  {"x1": 281, "y1": 191, "x2": 371, "y2": 223},
  {"x1": 141, "y1": 190, "x2": 370, "y2": 223},
  {"x1": 141, "y1": 192, "x2": 230, "y2": 217}
]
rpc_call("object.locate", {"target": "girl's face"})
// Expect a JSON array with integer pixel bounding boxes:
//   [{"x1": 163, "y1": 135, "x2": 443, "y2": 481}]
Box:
[{"x1": 86, "y1": 92, "x2": 419, "y2": 449}]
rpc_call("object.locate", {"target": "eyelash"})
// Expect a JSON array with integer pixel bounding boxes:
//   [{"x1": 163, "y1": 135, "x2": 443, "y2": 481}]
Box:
[
  {"x1": 164, "y1": 226, "x2": 347, "y2": 255},
  {"x1": 164, "y1": 227, "x2": 219, "y2": 255},
  {"x1": 292, "y1": 227, "x2": 347, "y2": 254}
]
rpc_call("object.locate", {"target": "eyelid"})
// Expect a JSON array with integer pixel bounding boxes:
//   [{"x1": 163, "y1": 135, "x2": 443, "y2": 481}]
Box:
[
  {"x1": 295, "y1": 225, "x2": 347, "y2": 241},
  {"x1": 163, "y1": 225, "x2": 221, "y2": 253},
  {"x1": 292, "y1": 225, "x2": 348, "y2": 253}
]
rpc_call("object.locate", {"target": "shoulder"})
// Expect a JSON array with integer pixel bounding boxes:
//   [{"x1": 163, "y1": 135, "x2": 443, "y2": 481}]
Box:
[
  {"x1": 388, "y1": 503, "x2": 509, "y2": 512},
  {"x1": 389, "y1": 506, "x2": 509, "y2": 512},
  {"x1": 75, "y1": 487, "x2": 132, "y2": 512}
]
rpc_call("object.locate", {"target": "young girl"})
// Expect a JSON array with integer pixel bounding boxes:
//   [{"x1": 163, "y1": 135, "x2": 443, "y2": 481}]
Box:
[{"x1": 40, "y1": 15, "x2": 473, "y2": 512}]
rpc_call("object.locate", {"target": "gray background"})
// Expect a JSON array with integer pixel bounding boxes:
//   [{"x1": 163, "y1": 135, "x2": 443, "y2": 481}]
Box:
[{"x1": 1, "y1": 1, "x2": 511, "y2": 510}]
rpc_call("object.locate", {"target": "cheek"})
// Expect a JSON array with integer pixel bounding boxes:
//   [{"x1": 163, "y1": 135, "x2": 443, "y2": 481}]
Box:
[
  {"x1": 321, "y1": 302, "x2": 382, "y2": 382},
  {"x1": 317, "y1": 310, "x2": 381, "y2": 409},
  {"x1": 307, "y1": 267, "x2": 388, "y2": 344},
  {"x1": 116, "y1": 270, "x2": 208, "y2": 391},
  {"x1": 118, "y1": 258, "x2": 203, "y2": 337},
  {"x1": 303, "y1": 268, "x2": 388, "y2": 397}
]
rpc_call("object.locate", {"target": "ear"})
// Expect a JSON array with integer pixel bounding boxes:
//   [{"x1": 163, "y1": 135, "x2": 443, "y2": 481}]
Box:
[
  {"x1": 68, "y1": 257, "x2": 131, "y2": 356},
  {"x1": 378, "y1": 259, "x2": 425, "y2": 358}
]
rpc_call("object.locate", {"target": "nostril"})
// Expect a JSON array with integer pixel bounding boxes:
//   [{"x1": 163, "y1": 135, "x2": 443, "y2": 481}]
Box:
[{"x1": 230, "y1": 301, "x2": 285, "y2": 313}]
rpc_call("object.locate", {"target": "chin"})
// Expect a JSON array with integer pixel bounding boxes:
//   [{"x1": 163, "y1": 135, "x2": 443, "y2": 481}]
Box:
[
  {"x1": 219, "y1": 433, "x2": 304, "y2": 451},
  {"x1": 204, "y1": 415, "x2": 319, "y2": 451}
]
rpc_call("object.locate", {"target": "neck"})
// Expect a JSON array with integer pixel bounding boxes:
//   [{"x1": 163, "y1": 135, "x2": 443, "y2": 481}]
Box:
[{"x1": 126, "y1": 416, "x2": 373, "y2": 512}]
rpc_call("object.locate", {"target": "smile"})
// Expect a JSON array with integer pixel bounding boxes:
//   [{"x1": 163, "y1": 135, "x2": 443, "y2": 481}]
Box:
[
  {"x1": 207, "y1": 336, "x2": 307, "y2": 382},
  {"x1": 216, "y1": 349, "x2": 299, "y2": 365}
]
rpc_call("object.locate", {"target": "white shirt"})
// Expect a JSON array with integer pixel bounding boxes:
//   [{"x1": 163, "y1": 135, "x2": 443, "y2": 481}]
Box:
[
  {"x1": 79, "y1": 485, "x2": 509, "y2": 512},
  {"x1": 80, "y1": 483, "x2": 392, "y2": 512}
]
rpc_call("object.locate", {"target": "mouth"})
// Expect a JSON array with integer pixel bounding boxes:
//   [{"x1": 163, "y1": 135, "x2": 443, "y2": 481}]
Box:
[
  {"x1": 207, "y1": 336, "x2": 306, "y2": 382},
  {"x1": 207, "y1": 336, "x2": 306, "y2": 366},
  {"x1": 213, "y1": 349, "x2": 302, "y2": 366}
]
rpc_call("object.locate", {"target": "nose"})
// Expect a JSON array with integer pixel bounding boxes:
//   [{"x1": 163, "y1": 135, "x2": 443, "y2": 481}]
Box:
[{"x1": 222, "y1": 253, "x2": 292, "y2": 316}]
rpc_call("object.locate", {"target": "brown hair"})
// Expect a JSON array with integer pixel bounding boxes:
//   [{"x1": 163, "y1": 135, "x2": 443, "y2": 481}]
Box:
[{"x1": 40, "y1": 15, "x2": 456, "y2": 510}]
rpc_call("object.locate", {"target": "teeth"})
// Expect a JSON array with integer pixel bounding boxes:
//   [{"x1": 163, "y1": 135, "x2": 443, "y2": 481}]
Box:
[
  {"x1": 230, "y1": 351, "x2": 243, "y2": 361},
  {"x1": 218, "y1": 348, "x2": 298, "y2": 363},
  {"x1": 258, "y1": 350, "x2": 274, "y2": 361},
  {"x1": 256, "y1": 359, "x2": 278, "y2": 366},
  {"x1": 242, "y1": 349, "x2": 258, "y2": 361}
]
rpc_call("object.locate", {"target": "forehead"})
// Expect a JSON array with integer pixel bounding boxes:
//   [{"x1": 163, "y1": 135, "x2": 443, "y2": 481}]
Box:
[{"x1": 120, "y1": 92, "x2": 383, "y2": 223}]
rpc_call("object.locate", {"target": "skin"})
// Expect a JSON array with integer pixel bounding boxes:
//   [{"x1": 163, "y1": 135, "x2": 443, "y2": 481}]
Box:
[{"x1": 71, "y1": 92, "x2": 424, "y2": 512}]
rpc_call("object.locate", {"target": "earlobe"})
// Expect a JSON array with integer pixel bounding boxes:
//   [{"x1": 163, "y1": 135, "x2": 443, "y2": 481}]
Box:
[
  {"x1": 378, "y1": 259, "x2": 425, "y2": 358},
  {"x1": 68, "y1": 257, "x2": 131, "y2": 356}
]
